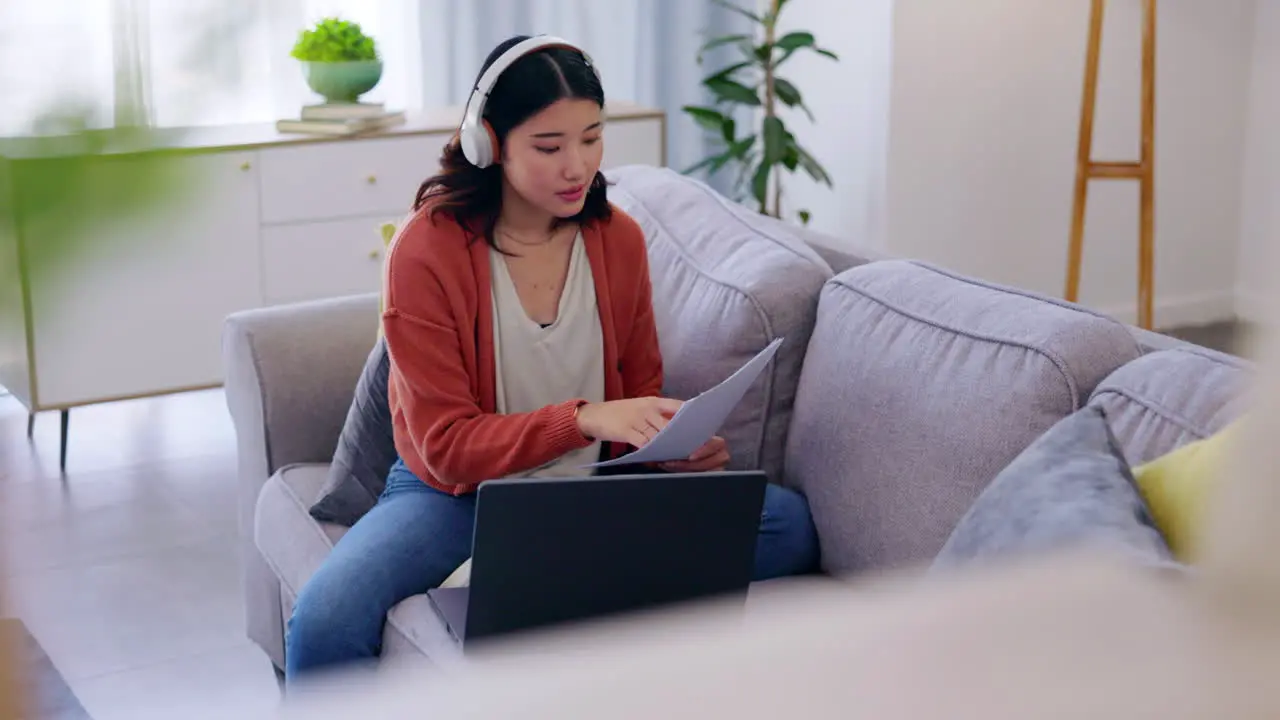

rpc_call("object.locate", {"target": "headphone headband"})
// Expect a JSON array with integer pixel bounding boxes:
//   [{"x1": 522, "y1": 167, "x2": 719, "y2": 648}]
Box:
[{"x1": 458, "y1": 35, "x2": 601, "y2": 168}]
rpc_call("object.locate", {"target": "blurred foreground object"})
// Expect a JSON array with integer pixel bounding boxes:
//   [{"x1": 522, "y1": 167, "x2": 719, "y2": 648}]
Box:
[
  {"x1": 0, "y1": 107, "x2": 193, "y2": 719},
  {"x1": 280, "y1": 551, "x2": 1280, "y2": 719},
  {"x1": 1, "y1": 106, "x2": 193, "y2": 298}
]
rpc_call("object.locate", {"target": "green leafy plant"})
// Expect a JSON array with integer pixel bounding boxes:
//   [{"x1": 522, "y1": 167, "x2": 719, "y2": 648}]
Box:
[
  {"x1": 682, "y1": 0, "x2": 837, "y2": 224},
  {"x1": 290, "y1": 17, "x2": 378, "y2": 62}
]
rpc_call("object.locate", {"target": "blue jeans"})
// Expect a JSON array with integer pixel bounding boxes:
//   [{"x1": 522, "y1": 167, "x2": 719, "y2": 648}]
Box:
[{"x1": 284, "y1": 459, "x2": 819, "y2": 681}]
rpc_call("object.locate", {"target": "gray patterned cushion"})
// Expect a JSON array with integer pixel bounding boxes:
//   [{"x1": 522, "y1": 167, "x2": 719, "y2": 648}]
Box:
[
  {"x1": 1088, "y1": 346, "x2": 1250, "y2": 467},
  {"x1": 308, "y1": 337, "x2": 398, "y2": 526},
  {"x1": 607, "y1": 165, "x2": 835, "y2": 483},
  {"x1": 786, "y1": 260, "x2": 1144, "y2": 574},
  {"x1": 932, "y1": 406, "x2": 1175, "y2": 571}
]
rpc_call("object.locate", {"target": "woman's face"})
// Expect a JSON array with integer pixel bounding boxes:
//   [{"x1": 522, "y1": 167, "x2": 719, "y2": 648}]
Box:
[{"x1": 500, "y1": 98, "x2": 604, "y2": 219}]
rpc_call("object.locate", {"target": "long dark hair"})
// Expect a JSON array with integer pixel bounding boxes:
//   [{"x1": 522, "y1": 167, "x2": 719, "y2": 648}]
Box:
[{"x1": 414, "y1": 35, "x2": 612, "y2": 249}]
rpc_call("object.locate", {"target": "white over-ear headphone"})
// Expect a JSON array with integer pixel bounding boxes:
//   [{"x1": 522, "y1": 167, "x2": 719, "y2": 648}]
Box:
[{"x1": 458, "y1": 35, "x2": 602, "y2": 169}]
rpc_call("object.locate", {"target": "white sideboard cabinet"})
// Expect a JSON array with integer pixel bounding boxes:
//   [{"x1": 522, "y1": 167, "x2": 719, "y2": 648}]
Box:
[{"x1": 0, "y1": 102, "x2": 666, "y2": 469}]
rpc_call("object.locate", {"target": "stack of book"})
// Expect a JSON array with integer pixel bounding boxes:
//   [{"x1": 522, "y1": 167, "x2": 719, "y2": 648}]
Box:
[{"x1": 276, "y1": 102, "x2": 407, "y2": 136}]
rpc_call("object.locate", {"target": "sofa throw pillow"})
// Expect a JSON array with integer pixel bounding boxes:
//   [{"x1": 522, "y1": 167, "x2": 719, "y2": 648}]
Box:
[
  {"x1": 1132, "y1": 420, "x2": 1243, "y2": 563},
  {"x1": 932, "y1": 406, "x2": 1176, "y2": 572},
  {"x1": 377, "y1": 221, "x2": 397, "y2": 339},
  {"x1": 308, "y1": 336, "x2": 400, "y2": 526}
]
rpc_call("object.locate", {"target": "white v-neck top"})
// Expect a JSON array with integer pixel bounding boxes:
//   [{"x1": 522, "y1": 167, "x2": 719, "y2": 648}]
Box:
[{"x1": 489, "y1": 232, "x2": 604, "y2": 477}]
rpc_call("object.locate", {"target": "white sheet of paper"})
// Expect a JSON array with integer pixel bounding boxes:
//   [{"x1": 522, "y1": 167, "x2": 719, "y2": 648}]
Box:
[{"x1": 586, "y1": 337, "x2": 785, "y2": 468}]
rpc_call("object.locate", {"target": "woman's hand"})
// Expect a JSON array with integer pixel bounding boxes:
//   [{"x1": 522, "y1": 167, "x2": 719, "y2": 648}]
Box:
[
  {"x1": 575, "y1": 397, "x2": 684, "y2": 449},
  {"x1": 658, "y1": 436, "x2": 730, "y2": 474}
]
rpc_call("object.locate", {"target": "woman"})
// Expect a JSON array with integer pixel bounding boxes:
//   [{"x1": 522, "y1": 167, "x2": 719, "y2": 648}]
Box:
[{"x1": 284, "y1": 35, "x2": 820, "y2": 682}]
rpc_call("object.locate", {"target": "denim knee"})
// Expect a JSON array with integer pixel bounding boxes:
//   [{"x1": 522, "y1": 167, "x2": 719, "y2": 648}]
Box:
[
  {"x1": 758, "y1": 485, "x2": 821, "y2": 578},
  {"x1": 285, "y1": 579, "x2": 383, "y2": 680}
]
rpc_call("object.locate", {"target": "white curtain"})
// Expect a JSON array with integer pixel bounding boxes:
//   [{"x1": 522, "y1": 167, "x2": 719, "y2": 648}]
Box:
[
  {"x1": 0, "y1": 0, "x2": 424, "y2": 134},
  {"x1": 0, "y1": 1, "x2": 117, "y2": 134},
  {"x1": 0, "y1": 0, "x2": 752, "y2": 181},
  {"x1": 419, "y1": 0, "x2": 755, "y2": 177}
]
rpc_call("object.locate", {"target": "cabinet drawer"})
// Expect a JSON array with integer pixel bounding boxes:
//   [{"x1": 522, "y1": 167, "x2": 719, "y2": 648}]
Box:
[
  {"x1": 262, "y1": 215, "x2": 397, "y2": 306},
  {"x1": 258, "y1": 134, "x2": 450, "y2": 225},
  {"x1": 602, "y1": 118, "x2": 665, "y2": 169}
]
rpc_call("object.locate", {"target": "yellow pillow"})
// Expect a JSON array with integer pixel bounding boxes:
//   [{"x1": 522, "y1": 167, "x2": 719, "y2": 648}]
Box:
[
  {"x1": 1132, "y1": 421, "x2": 1242, "y2": 562},
  {"x1": 377, "y1": 222, "x2": 397, "y2": 338}
]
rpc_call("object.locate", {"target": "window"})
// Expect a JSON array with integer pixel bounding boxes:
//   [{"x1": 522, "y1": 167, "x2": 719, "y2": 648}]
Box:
[
  {"x1": 0, "y1": 1, "x2": 116, "y2": 135},
  {"x1": 0, "y1": 0, "x2": 423, "y2": 135}
]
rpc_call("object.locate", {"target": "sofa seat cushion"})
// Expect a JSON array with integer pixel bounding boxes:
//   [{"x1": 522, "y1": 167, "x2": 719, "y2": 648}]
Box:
[
  {"x1": 607, "y1": 165, "x2": 834, "y2": 483},
  {"x1": 786, "y1": 260, "x2": 1144, "y2": 575},
  {"x1": 254, "y1": 463, "x2": 462, "y2": 667},
  {"x1": 255, "y1": 463, "x2": 348, "y2": 598},
  {"x1": 1087, "y1": 347, "x2": 1250, "y2": 467}
]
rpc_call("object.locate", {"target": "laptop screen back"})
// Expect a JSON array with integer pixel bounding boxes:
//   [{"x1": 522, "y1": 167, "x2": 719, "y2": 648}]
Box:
[{"x1": 463, "y1": 471, "x2": 767, "y2": 643}]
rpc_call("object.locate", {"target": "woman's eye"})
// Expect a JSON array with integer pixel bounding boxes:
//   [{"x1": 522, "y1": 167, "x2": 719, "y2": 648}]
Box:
[
  {"x1": 583, "y1": 137, "x2": 601, "y2": 146},
  {"x1": 536, "y1": 146, "x2": 560, "y2": 154}
]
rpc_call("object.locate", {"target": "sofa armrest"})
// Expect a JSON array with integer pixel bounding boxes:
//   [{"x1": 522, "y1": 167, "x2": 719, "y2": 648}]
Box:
[
  {"x1": 221, "y1": 292, "x2": 379, "y2": 668},
  {"x1": 222, "y1": 292, "x2": 380, "y2": 494}
]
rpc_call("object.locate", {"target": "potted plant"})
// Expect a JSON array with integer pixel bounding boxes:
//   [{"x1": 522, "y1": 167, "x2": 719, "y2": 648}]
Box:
[
  {"x1": 290, "y1": 17, "x2": 382, "y2": 105},
  {"x1": 682, "y1": 0, "x2": 837, "y2": 225}
]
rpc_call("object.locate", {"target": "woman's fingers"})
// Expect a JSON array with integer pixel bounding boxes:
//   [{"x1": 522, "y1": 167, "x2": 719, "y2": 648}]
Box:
[
  {"x1": 685, "y1": 436, "x2": 727, "y2": 463},
  {"x1": 666, "y1": 457, "x2": 725, "y2": 473},
  {"x1": 709, "y1": 447, "x2": 731, "y2": 469},
  {"x1": 687, "y1": 436, "x2": 723, "y2": 461},
  {"x1": 645, "y1": 410, "x2": 670, "y2": 435},
  {"x1": 692, "y1": 453, "x2": 728, "y2": 472},
  {"x1": 691, "y1": 440, "x2": 730, "y2": 471},
  {"x1": 624, "y1": 428, "x2": 651, "y2": 449},
  {"x1": 653, "y1": 397, "x2": 684, "y2": 416}
]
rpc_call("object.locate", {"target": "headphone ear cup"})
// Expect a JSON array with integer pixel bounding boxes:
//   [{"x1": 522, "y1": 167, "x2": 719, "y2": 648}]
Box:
[
  {"x1": 459, "y1": 127, "x2": 480, "y2": 167},
  {"x1": 459, "y1": 121, "x2": 500, "y2": 168},
  {"x1": 483, "y1": 121, "x2": 500, "y2": 166},
  {"x1": 459, "y1": 128, "x2": 486, "y2": 168}
]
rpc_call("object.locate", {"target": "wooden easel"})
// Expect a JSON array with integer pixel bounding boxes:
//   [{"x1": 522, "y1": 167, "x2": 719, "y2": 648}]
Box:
[{"x1": 1066, "y1": 0, "x2": 1157, "y2": 329}]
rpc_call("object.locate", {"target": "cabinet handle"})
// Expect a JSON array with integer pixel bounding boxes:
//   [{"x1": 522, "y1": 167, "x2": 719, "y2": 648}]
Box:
[
  {"x1": 366, "y1": 175, "x2": 377, "y2": 184},
  {"x1": 368, "y1": 249, "x2": 381, "y2": 260},
  {"x1": 240, "y1": 161, "x2": 252, "y2": 171}
]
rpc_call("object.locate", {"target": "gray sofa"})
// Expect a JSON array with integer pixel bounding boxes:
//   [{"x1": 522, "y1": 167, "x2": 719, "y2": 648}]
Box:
[{"x1": 223, "y1": 164, "x2": 1248, "y2": 676}]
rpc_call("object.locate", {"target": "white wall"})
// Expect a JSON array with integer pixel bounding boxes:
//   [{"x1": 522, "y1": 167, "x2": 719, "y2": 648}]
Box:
[
  {"x1": 1237, "y1": 1, "x2": 1280, "y2": 325},
  {"x1": 774, "y1": 0, "x2": 894, "y2": 252},
  {"x1": 784, "y1": 0, "x2": 1257, "y2": 329}
]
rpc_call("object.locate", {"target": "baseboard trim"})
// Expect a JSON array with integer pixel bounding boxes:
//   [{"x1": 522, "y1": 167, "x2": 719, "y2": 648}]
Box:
[
  {"x1": 1235, "y1": 288, "x2": 1268, "y2": 325},
  {"x1": 1097, "y1": 292, "x2": 1238, "y2": 331}
]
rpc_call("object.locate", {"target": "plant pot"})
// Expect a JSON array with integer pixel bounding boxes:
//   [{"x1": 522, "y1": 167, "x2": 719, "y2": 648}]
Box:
[{"x1": 301, "y1": 60, "x2": 383, "y2": 104}]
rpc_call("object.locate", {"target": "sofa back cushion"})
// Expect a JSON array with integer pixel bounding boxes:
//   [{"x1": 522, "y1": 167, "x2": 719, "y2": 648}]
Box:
[
  {"x1": 607, "y1": 165, "x2": 834, "y2": 482},
  {"x1": 786, "y1": 260, "x2": 1144, "y2": 574},
  {"x1": 1087, "y1": 346, "x2": 1249, "y2": 467}
]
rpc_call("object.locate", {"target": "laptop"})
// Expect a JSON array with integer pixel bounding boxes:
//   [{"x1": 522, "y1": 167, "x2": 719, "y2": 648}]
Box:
[{"x1": 427, "y1": 470, "x2": 767, "y2": 649}]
